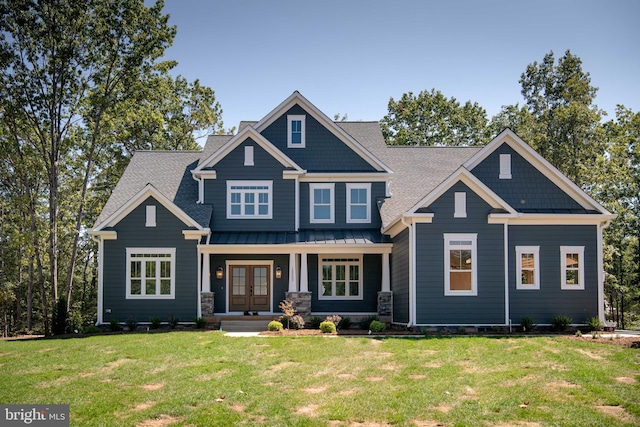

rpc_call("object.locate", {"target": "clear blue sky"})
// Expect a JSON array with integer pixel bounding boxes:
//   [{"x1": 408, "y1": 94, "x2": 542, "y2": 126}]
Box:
[{"x1": 158, "y1": 0, "x2": 640, "y2": 137}]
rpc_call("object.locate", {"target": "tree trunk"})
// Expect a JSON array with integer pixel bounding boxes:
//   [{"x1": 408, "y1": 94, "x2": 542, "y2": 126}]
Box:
[{"x1": 27, "y1": 256, "x2": 33, "y2": 330}]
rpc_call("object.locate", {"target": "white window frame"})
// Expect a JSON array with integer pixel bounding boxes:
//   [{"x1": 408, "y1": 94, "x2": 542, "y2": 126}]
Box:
[
  {"x1": 287, "y1": 115, "x2": 306, "y2": 148},
  {"x1": 318, "y1": 257, "x2": 363, "y2": 300},
  {"x1": 444, "y1": 233, "x2": 478, "y2": 296},
  {"x1": 561, "y1": 246, "x2": 585, "y2": 290},
  {"x1": 500, "y1": 154, "x2": 512, "y2": 179},
  {"x1": 244, "y1": 146, "x2": 254, "y2": 166},
  {"x1": 126, "y1": 248, "x2": 175, "y2": 299},
  {"x1": 310, "y1": 183, "x2": 334, "y2": 223},
  {"x1": 227, "y1": 180, "x2": 273, "y2": 219},
  {"x1": 516, "y1": 246, "x2": 540, "y2": 290},
  {"x1": 454, "y1": 192, "x2": 467, "y2": 218},
  {"x1": 145, "y1": 205, "x2": 156, "y2": 227},
  {"x1": 346, "y1": 183, "x2": 371, "y2": 223}
]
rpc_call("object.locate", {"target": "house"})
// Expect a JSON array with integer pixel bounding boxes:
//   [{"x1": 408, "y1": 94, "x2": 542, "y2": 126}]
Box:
[{"x1": 90, "y1": 92, "x2": 615, "y2": 328}]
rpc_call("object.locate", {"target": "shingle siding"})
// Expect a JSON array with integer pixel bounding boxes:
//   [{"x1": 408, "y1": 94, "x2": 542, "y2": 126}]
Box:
[
  {"x1": 415, "y1": 182, "x2": 505, "y2": 325},
  {"x1": 391, "y1": 229, "x2": 410, "y2": 324},
  {"x1": 102, "y1": 196, "x2": 198, "y2": 323},
  {"x1": 509, "y1": 225, "x2": 598, "y2": 324}
]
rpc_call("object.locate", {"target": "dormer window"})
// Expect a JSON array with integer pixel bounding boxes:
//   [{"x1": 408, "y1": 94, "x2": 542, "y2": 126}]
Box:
[{"x1": 287, "y1": 115, "x2": 306, "y2": 148}]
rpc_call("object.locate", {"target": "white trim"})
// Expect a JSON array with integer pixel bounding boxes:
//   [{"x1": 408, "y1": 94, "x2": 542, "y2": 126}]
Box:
[
  {"x1": 515, "y1": 246, "x2": 540, "y2": 290},
  {"x1": 300, "y1": 253, "x2": 309, "y2": 292},
  {"x1": 488, "y1": 213, "x2": 616, "y2": 225},
  {"x1": 443, "y1": 233, "x2": 478, "y2": 296},
  {"x1": 225, "y1": 260, "x2": 274, "y2": 314},
  {"x1": 346, "y1": 183, "x2": 371, "y2": 223},
  {"x1": 310, "y1": 183, "x2": 335, "y2": 223},
  {"x1": 300, "y1": 173, "x2": 390, "y2": 182},
  {"x1": 94, "y1": 235, "x2": 105, "y2": 325},
  {"x1": 145, "y1": 205, "x2": 156, "y2": 227},
  {"x1": 226, "y1": 180, "x2": 273, "y2": 219},
  {"x1": 199, "y1": 243, "x2": 393, "y2": 255},
  {"x1": 499, "y1": 154, "x2": 512, "y2": 179},
  {"x1": 454, "y1": 192, "x2": 467, "y2": 218},
  {"x1": 560, "y1": 246, "x2": 585, "y2": 290},
  {"x1": 318, "y1": 256, "x2": 363, "y2": 300},
  {"x1": 126, "y1": 248, "x2": 176, "y2": 299},
  {"x1": 597, "y1": 222, "x2": 606, "y2": 322},
  {"x1": 244, "y1": 145, "x2": 254, "y2": 166},
  {"x1": 182, "y1": 229, "x2": 210, "y2": 240},
  {"x1": 287, "y1": 115, "x2": 306, "y2": 148},
  {"x1": 503, "y1": 223, "x2": 509, "y2": 325},
  {"x1": 381, "y1": 253, "x2": 390, "y2": 292},
  {"x1": 294, "y1": 176, "x2": 300, "y2": 231}
]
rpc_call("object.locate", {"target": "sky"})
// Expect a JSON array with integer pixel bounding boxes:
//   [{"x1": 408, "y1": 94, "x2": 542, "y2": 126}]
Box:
[{"x1": 157, "y1": 0, "x2": 640, "y2": 138}]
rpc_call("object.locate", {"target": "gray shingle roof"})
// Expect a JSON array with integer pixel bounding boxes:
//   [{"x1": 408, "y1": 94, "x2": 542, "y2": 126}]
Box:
[
  {"x1": 199, "y1": 135, "x2": 234, "y2": 166},
  {"x1": 94, "y1": 151, "x2": 212, "y2": 229}
]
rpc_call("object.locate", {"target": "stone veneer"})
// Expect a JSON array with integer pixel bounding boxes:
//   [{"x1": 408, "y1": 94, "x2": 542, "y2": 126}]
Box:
[
  {"x1": 285, "y1": 291, "x2": 312, "y2": 318},
  {"x1": 201, "y1": 292, "x2": 214, "y2": 317},
  {"x1": 377, "y1": 291, "x2": 393, "y2": 322}
]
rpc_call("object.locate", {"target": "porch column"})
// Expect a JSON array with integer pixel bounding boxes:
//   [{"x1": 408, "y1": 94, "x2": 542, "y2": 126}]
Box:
[
  {"x1": 299, "y1": 253, "x2": 309, "y2": 292},
  {"x1": 381, "y1": 253, "x2": 390, "y2": 292},
  {"x1": 202, "y1": 253, "x2": 211, "y2": 292},
  {"x1": 288, "y1": 253, "x2": 298, "y2": 292},
  {"x1": 378, "y1": 252, "x2": 392, "y2": 322}
]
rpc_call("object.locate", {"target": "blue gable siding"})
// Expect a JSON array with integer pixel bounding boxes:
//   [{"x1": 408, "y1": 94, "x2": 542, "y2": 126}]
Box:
[
  {"x1": 509, "y1": 225, "x2": 598, "y2": 324},
  {"x1": 415, "y1": 182, "x2": 505, "y2": 325},
  {"x1": 300, "y1": 181, "x2": 385, "y2": 229},
  {"x1": 204, "y1": 137, "x2": 295, "y2": 231},
  {"x1": 102, "y1": 196, "x2": 198, "y2": 323},
  {"x1": 260, "y1": 105, "x2": 377, "y2": 172},
  {"x1": 391, "y1": 229, "x2": 410, "y2": 324},
  {"x1": 471, "y1": 144, "x2": 584, "y2": 212}
]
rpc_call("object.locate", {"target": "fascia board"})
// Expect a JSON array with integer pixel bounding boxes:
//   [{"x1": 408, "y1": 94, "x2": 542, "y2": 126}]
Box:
[
  {"x1": 199, "y1": 243, "x2": 393, "y2": 255},
  {"x1": 489, "y1": 213, "x2": 617, "y2": 225},
  {"x1": 88, "y1": 230, "x2": 118, "y2": 240},
  {"x1": 300, "y1": 172, "x2": 391, "y2": 182},
  {"x1": 253, "y1": 91, "x2": 393, "y2": 173},
  {"x1": 93, "y1": 184, "x2": 203, "y2": 231}
]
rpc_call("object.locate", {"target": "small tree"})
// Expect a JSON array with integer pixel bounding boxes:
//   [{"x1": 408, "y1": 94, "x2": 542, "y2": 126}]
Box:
[{"x1": 278, "y1": 300, "x2": 296, "y2": 329}]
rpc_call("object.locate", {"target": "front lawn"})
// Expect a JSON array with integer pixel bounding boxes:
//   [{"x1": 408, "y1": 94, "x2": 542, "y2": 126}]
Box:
[{"x1": 1, "y1": 332, "x2": 638, "y2": 426}]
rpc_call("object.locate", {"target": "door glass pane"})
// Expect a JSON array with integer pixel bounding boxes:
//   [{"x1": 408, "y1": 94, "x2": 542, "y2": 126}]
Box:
[
  {"x1": 254, "y1": 267, "x2": 268, "y2": 296},
  {"x1": 232, "y1": 267, "x2": 246, "y2": 295}
]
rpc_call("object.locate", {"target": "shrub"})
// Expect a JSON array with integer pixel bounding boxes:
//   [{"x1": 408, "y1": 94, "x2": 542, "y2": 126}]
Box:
[
  {"x1": 82, "y1": 325, "x2": 101, "y2": 334},
  {"x1": 586, "y1": 316, "x2": 603, "y2": 332},
  {"x1": 369, "y1": 320, "x2": 386, "y2": 333},
  {"x1": 125, "y1": 317, "x2": 138, "y2": 332},
  {"x1": 149, "y1": 317, "x2": 162, "y2": 329},
  {"x1": 520, "y1": 316, "x2": 535, "y2": 332},
  {"x1": 268, "y1": 320, "x2": 283, "y2": 331},
  {"x1": 52, "y1": 297, "x2": 68, "y2": 335},
  {"x1": 109, "y1": 319, "x2": 123, "y2": 332},
  {"x1": 279, "y1": 314, "x2": 305, "y2": 330},
  {"x1": 338, "y1": 317, "x2": 352, "y2": 330},
  {"x1": 325, "y1": 314, "x2": 342, "y2": 326},
  {"x1": 319, "y1": 321, "x2": 336, "y2": 333},
  {"x1": 194, "y1": 317, "x2": 207, "y2": 329},
  {"x1": 359, "y1": 315, "x2": 379, "y2": 330},
  {"x1": 551, "y1": 315, "x2": 572, "y2": 332},
  {"x1": 309, "y1": 316, "x2": 324, "y2": 329},
  {"x1": 168, "y1": 314, "x2": 179, "y2": 329}
]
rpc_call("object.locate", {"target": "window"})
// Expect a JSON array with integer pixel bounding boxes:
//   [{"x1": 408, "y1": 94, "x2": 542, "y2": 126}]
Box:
[
  {"x1": 227, "y1": 180, "x2": 272, "y2": 219},
  {"x1": 145, "y1": 205, "x2": 156, "y2": 227},
  {"x1": 500, "y1": 154, "x2": 512, "y2": 179},
  {"x1": 346, "y1": 183, "x2": 371, "y2": 223},
  {"x1": 287, "y1": 115, "x2": 306, "y2": 148},
  {"x1": 244, "y1": 146, "x2": 254, "y2": 166},
  {"x1": 516, "y1": 246, "x2": 540, "y2": 290},
  {"x1": 310, "y1": 183, "x2": 334, "y2": 223},
  {"x1": 454, "y1": 192, "x2": 467, "y2": 218},
  {"x1": 561, "y1": 246, "x2": 585, "y2": 290},
  {"x1": 126, "y1": 248, "x2": 175, "y2": 299},
  {"x1": 319, "y1": 257, "x2": 362, "y2": 300},
  {"x1": 444, "y1": 234, "x2": 477, "y2": 296}
]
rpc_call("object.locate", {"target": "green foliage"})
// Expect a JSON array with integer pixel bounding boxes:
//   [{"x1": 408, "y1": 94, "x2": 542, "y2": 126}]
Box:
[
  {"x1": 338, "y1": 317, "x2": 352, "y2": 330},
  {"x1": 149, "y1": 317, "x2": 162, "y2": 329},
  {"x1": 359, "y1": 315, "x2": 379, "y2": 330},
  {"x1": 109, "y1": 319, "x2": 123, "y2": 332},
  {"x1": 52, "y1": 297, "x2": 69, "y2": 335},
  {"x1": 267, "y1": 320, "x2": 283, "y2": 332},
  {"x1": 125, "y1": 317, "x2": 138, "y2": 332},
  {"x1": 82, "y1": 325, "x2": 102, "y2": 334},
  {"x1": 319, "y1": 321, "x2": 336, "y2": 333},
  {"x1": 586, "y1": 316, "x2": 604, "y2": 332},
  {"x1": 168, "y1": 314, "x2": 179, "y2": 330},
  {"x1": 551, "y1": 315, "x2": 572, "y2": 332},
  {"x1": 309, "y1": 316, "x2": 324, "y2": 329},
  {"x1": 279, "y1": 314, "x2": 304, "y2": 330},
  {"x1": 520, "y1": 316, "x2": 535, "y2": 332},
  {"x1": 194, "y1": 317, "x2": 207, "y2": 329},
  {"x1": 369, "y1": 320, "x2": 386, "y2": 333},
  {"x1": 325, "y1": 315, "x2": 342, "y2": 326}
]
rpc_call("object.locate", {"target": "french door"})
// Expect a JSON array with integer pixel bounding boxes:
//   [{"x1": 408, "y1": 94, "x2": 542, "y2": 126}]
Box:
[{"x1": 228, "y1": 265, "x2": 271, "y2": 312}]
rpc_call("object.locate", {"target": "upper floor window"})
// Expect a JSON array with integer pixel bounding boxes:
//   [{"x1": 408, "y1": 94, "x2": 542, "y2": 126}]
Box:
[
  {"x1": 516, "y1": 246, "x2": 540, "y2": 290},
  {"x1": 346, "y1": 183, "x2": 371, "y2": 223},
  {"x1": 287, "y1": 115, "x2": 306, "y2": 148},
  {"x1": 310, "y1": 183, "x2": 334, "y2": 223},
  {"x1": 561, "y1": 246, "x2": 584, "y2": 290},
  {"x1": 126, "y1": 248, "x2": 175, "y2": 299},
  {"x1": 227, "y1": 180, "x2": 273, "y2": 219},
  {"x1": 444, "y1": 234, "x2": 478, "y2": 296}
]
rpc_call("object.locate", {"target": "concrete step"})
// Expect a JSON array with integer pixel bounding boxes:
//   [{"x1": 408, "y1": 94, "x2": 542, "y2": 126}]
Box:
[{"x1": 220, "y1": 319, "x2": 272, "y2": 332}]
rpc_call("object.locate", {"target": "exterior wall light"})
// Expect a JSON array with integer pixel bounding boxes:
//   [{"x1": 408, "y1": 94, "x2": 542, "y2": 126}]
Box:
[
  {"x1": 216, "y1": 266, "x2": 224, "y2": 280},
  {"x1": 275, "y1": 266, "x2": 282, "y2": 279}
]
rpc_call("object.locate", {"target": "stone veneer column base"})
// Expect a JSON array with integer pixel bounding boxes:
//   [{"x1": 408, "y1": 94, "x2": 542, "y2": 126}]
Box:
[
  {"x1": 377, "y1": 291, "x2": 393, "y2": 322},
  {"x1": 285, "y1": 292, "x2": 312, "y2": 318},
  {"x1": 201, "y1": 292, "x2": 215, "y2": 317}
]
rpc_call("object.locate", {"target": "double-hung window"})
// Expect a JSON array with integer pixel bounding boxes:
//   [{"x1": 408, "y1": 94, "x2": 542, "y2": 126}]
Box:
[
  {"x1": 346, "y1": 183, "x2": 371, "y2": 223},
  {"x1": 126, "y1": 248, "x2": 175, "y2": 299},
  {"x1": 287, "y1": 115, "x2": 305, "y2": 148},
  {"x1": 319, "y1": 257, "x2": 362, "y2": 300},
  {"x1": 444, "y1": 234, "x2": 478, "y2": 296},
  {"x1": 561, "y1": 246, "x2": 584, "y2": 290},
  {"x1": 516, "y1": 246, "x2": 540, "y2": 290},
  {"x1": 310, "y1": 183, "x2": 334, "y2": 223},
  {"x1": 227, "y1": 180, "x2": 272, "y2": 219}
]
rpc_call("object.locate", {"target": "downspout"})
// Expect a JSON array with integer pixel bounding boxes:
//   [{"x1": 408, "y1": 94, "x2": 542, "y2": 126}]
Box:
[
  {"x1": 401, "y1": 216, "x2": 414, "y2": 328},
  {"x1": 597, "y1": 219, "x2": 610, "y2": 323},
  {"x1": 90, "y1": 234, "x2": 104, "y2": 325}
]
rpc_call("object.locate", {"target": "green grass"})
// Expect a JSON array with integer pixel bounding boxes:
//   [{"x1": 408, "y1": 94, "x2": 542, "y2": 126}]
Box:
[{"x1": 1, "y1": 333, "x2": 639, "y2": 426}]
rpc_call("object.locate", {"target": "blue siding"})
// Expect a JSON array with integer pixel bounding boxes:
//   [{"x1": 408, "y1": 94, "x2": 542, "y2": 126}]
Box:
[
  {"x1": 204, "y1": 138, "x2": 295, "y2": 231},
  {"x1": 509, "y1": 225, "x2": 598, "y2": 324},
  {"x1": 415, "y1": 182, "x2": 505, "y2": 324},
  {"x1": 471, "y1": 144, "x2": 584, "y2": 211},
  {"x1": 308, "y1": 254, "x2": 381, "y2": 313},
  {"x1": 102, "y1": 196, "x2": 198, "y2": 323},
  {"x1": 391, "y1": 229, "x2": 410, "y2": 323},
  {"x1": 260, "y1": 105, "x2": 378, "y2": 172},
  {"x1": 300, "y1": 181, "x2": 385, "y2": 229}
]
